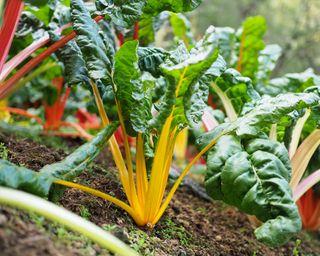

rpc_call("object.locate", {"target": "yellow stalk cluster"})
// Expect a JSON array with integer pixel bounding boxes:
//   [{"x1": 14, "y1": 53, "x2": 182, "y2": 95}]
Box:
[{"x1": 54, "y1": 73, "x2": 219, "y2": 227}]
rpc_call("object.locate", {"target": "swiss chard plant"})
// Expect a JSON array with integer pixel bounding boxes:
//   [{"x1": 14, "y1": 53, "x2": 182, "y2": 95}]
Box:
[
  {"x1": 204, "y1": 15, "x2": 320, "y2": 232},
  {"x1": 2, "y1": 0, "x2": 320, "y2": 249}
]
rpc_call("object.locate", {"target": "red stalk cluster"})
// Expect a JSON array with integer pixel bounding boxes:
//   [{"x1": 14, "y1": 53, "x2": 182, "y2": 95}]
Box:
[{"x1": 0, "y1": 0, "x2": 24, "y2": 73}]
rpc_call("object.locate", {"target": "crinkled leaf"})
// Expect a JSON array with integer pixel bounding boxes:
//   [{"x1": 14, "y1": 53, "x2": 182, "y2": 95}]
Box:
[
  {"x1": 184, "y1": 78, "x2": 209, "y2": 127},
  {"x1": 95, "y1": 0, "x2": 146, "y2": 27},
  {"x1": 256, "y1": 44, "x2": 282, "y2": 86},
  {"x1": 71, "y1": 0, "x2": 114, "y2": 82},
  {"x1": 114, "y1": 41, "x2": 152, "y2": 135},
  {"x1": 16, "y1": 12, "x2": 45, "y2": 38},
  {"x1": 161, "y1": 41, "x2": 219, "y2": 128},
  {"x1": 204, "y1": 135, "x2": 301, "y2": 246},
  {"x1": 236, "y1": 16, "x2": 266, "y2": 81},
  {"x1": 213, "y1": 68, "x2": 261, "y2": 115},
  {"x1": 257, "y1": 69, "x2": 320, "y2": 96},
  {"x1": 211, "y1": 27, "x2": 236, "y2": 65},
  {"x1": 148, "y1": 77, "x2": 176, "y2": 130},
  {"x1": 48, "y1": 3, "x2": 71, "y2": 31},
  {"x1": 197, "y1": 92, "x2": 320, "y2": 246},
  {"x1": 51, "y1": 33, "x2": 89, "y2": 86},
  {"x1": 138, "y1": 47, "x2": 170, "y2": 77},
  {"x1": 234, "y1": 93, "x2": 320, "y2": 137},
  {"x1": 0, "y1": 160, "x2": 53, "y2": 197}
]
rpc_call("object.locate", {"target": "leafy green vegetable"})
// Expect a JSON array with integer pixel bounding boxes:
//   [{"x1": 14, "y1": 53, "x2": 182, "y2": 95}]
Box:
[
  {"x1": 143, "y1": 0, "x2": 202, "y2": 15},
  {"x1": 210, "y1": 27, "x2": 236, "y2": 65},
  {"x1": 0, "y1": 123, "x2": 118, "y2": 199},
  {"x1": 71, "y1": 0, "x2": 114, "y2": 82},
  {"x1": 138, "y1": 47, "x2": 169, "y2": 78},
  {"x1": 161, "y1": 41, "x2": 219, "y2": 128},
  {"x1": 95, "y1": 0, "x2": 146, "y2": 27},
  {"x1": 138, "y1": 12, "x2": 167, "y2": 46},
  {"x1": 198, "y1": 91, "x2": 320, "y2": 246},
  {"x1": 205, "y1": 135, "x2": 300, "y2": 246},
  {"x1": 256, "y1": 44, "x2": 282, "y2": 87},
  {"x1": 236, "y1": 16, "x2": 266, "y2": 81},
  {"x1": 213, "y1": 68, "x2": 260, "y2": 116},
  {"x1": 40, "y1": 122, "x2": 119, "y2": 180},
  {"x1": 52, "y1": 34, "x2": 89, "y2": 86},
  {"x1": 257, "y1": 69, "x2": 320, "y2": 97},
  {"x1": 16, "y1": 12, "x2": 45, "y2": 38},
  {"x1": 114, "y1": 41, "x2": 152, "y2": 135},
  {"x1": 169, "y1": 13, "x2": 194, "y2": 49},
  {"x1": 0, "y1": 160, "x2": 52, "y2": 197}
]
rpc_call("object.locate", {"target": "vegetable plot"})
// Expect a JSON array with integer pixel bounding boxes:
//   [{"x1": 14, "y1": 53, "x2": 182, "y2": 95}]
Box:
[{"x1": 1, "y1": 0, "x2": 320, "y2": 252}]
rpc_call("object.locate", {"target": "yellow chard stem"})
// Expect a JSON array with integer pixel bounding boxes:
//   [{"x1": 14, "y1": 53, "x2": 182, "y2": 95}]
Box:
[
  {"x1": 152, "y1": 133, "x2": 224, "y2": 225},
  {"x1": 136, "y1": 133, "x2": 148, "y2": 208},
  {"x1": 90, "y1": 81, "x2": 132, "y2": 205},
  {"x1": 144, "y1": 115, "x2": 173, "y2": 223},
  {"x1": 153, "y1": 128, "x2": 177, "y2": 220},
  {"x1": 114, "y1": 98, "x2": 142, "y2": 216},
  {"x1": 174, "y1": 127, "x2": 188, "y2": 163}
]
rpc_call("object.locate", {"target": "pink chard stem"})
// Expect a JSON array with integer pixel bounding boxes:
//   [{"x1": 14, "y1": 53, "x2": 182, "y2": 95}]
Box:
[{"x1": 0, "y1": 0, "x2": 24, "y2": 74}]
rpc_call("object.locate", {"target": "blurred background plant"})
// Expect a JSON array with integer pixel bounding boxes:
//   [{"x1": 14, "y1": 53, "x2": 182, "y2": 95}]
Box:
[{"x1": 191, "y1": 0, "x2": 320, "y2": 76}]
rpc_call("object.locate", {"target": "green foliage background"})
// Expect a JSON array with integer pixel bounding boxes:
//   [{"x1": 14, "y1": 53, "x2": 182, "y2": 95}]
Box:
[{"x1": 192, "y1": 0, "x2": 320, "y2": 76}]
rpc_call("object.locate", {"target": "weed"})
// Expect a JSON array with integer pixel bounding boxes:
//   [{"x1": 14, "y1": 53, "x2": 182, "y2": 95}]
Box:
[
  {"x1": 79, "y1": 205, "x2": 91, "y2": 220},
  {"x1": 0, "y1": 142, "x2": 8, "y2": 160},
  {"x1": 129, "y1": 228, "x2": 154, "y2": 256},
  {"x1": 159, "y1": 217, "x2": 192, "y2": 247},
  {"x1": 292, "y1": 239, "x2": 301, "y2": 256}
]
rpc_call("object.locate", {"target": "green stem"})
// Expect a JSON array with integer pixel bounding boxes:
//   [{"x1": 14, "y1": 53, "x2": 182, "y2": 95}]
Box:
[{"x1": 0, "y1": 186, "x2": 138, "y2": 256}]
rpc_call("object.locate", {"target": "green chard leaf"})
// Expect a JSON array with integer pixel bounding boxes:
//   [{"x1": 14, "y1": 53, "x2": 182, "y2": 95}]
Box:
[
  {"x1": 197, "y1": 91, "x2": 320, "y2": 246},
  {"x1": 211, "y1": 68, "x2": 261, "y2": 118},
  {"x1": 143, "y1": 0, "x2": 202, "y2": 15},
  {"x1": 205, "y1": 135, "x2": 300, "y2": 246},
  {"x1": 51, "y1": 33, "x2": 90, "y2": 86},
  {"x1": 138, "y1": 12, "x2": 168, "y2": 46},
  {"x1": 0, "y1": 160, "x2": 53, "y2": 197},
  {"x1": 16, "y1": 12, "x2": 45, "y2": 38},
  {"x1": 161, "y1": 40, "x2": 219, "y2": 129},
  {"x1": 40, "y1": 122, "x2": 118, "y2": 180},
  {"x1": 169, "y1": 13, "x2": 194, "y2": 49},
  {"x1": 257, "y1": 68, "x2": 320, "y2": 96},
  {"x1": 138, "y1": 47, "x2": 170, "y2": 78},
  {"x1": 210, "y1": 27, "x2": 236, "y2": 66},
  {"x1": 48, "y1": 2, "x2": 71, "y2": 31},
  {"x1": 71, "y1": 0, "x2": 114, "y2": 83},
  {"x1": 114, "y1": 41, "x2": 152, "y2": 135},
  {"x1": 0, "y1": 124, "x2": 117, "y2": 200},
  {"x1": 236, "y1": 16, "x2": 266, "y2": 81},
  {"x1": 40, "y1": 122, "x2": 118, "y2": 200},
  {"x1": 256, "y1": 44, "x2": 282, "y2": 87},
  {"x1": 95, "y1": 0, "x2": 146, "y2": 27}
]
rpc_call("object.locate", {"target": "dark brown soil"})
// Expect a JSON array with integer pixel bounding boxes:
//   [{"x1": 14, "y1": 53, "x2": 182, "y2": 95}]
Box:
[{"x1": 1, "y1": 132, "x2": 320, "y2": 255}]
